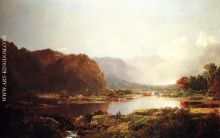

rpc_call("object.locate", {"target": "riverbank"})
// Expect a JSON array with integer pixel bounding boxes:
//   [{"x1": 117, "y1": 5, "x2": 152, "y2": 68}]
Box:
[
  {"x1": 3, "y1": 106, "x2": 220, "y2": 138},
  {"x1": 9, "y1": 90, "x2": 220, "y2": 116},
  {"x1": 4, "y1": 90, "x2": 220, "y2": 138}
]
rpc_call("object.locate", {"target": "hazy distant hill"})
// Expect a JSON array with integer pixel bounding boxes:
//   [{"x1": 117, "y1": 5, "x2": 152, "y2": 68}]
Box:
[
  {"x1": 95, "y1": 57, "x2": 147, "y2": 89},
  {"x1": 2, "y1": 39, "x2": 106, "y2": 95}
]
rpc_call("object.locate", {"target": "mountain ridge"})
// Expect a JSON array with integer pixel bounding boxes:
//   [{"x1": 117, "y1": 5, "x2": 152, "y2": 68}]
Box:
[
  {"x1": 1, "y1": 39, "x2": 106, "y2": 95},
  {"x1": 94, "y1": 57, "x2": 148, "y2": 89}
]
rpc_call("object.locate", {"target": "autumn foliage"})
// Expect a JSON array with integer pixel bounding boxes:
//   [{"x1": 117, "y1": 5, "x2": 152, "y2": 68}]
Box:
[
  {"x1": 177, "y1": 63, "x2": 220, "y2": 98},
  {"x1": 210, "y1": 71, "x2": 220, "y2": 97},
  {"x1": 1, "y1": 39, "x2": 106, "y2": 95},
  {"x1": 176, "y1": 76, "x2": 189, "y2": 90}
]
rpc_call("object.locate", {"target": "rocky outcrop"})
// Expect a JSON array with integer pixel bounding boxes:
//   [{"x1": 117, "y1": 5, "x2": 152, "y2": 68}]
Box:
[{"x1": 1, "y1": 39, "x2": 106, "y2": 95}]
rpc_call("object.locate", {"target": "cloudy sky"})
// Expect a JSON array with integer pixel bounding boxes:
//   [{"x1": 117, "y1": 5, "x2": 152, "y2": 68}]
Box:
[{"x1": 1, "y1": 0, "x2": 220, "y2": 84}]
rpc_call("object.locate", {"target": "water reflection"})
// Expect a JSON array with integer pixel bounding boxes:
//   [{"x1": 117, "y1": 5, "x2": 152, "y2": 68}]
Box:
[
  {"x1": 108, "y1": 96, "x2": 180, "y2": 115},
  {"x1": 38, "y1": 96, "x2": 180, "y2": 117},
  {"x1": 38, "y1": 103, "x2": 109, "y2": 117},
  {"x1": 65, "y1": 130, "x2": 78, "y2": 138}
]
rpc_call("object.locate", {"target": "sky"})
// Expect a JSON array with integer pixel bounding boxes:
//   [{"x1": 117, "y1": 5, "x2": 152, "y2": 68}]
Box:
[{"x1": 1, "y1": 0, "x2": 220, "y2": 84}]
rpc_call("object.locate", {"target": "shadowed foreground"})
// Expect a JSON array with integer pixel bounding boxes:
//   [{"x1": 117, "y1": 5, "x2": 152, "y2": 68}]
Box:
[{"x1": 2, "y1": 106, "x2": 220, "y2": 138}]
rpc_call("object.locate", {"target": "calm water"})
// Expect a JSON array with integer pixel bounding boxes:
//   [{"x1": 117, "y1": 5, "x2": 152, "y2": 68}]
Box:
[
  {"x1": 39, "y1": 96, "x2": 180, "y2": 117},
  {"x1": 107, "y1": 96, "x2": 180, "y2": 115}
]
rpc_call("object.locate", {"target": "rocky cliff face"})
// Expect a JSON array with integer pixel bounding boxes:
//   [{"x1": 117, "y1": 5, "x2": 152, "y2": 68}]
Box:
[{"x1": 1, "y1": 39, "x2": 106, "y2": 95}]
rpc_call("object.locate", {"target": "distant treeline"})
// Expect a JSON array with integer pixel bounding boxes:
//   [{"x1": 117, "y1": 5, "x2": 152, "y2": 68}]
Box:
[{"x1": 177, "y1": 63, "x2": 220, "y2": 97}]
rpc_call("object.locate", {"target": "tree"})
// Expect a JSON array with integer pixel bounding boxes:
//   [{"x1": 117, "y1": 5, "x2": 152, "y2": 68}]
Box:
[
  {"x1": 209, "y1": 67, "x2": 220, "y2": 98},
  {"x1": 197, "y1": 75, "x2": 208, "y2": 90},
  {"x1": 188, "y1": 75, "x2": 208, "y2": 91},
  {"x1": 177, "y1": 63, "x2": 219, "y2": 96},
  {"x1": 204, "y1": 63, "x2": 217, "y2": 87},
  {"x1": 188, "y1": 76, "x2": 197, "y2": 90},
  {"x1": 177, "y1": 77, "x2": 189, "y2": 90}
]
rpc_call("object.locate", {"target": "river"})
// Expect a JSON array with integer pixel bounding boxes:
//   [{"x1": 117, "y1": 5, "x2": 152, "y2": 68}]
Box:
[
  {"x1": 108, "y1": 96, "x2": 180, "y2": 115},
  {"x1": 36, "y1": 96, "x2": 180, "y2": 117}
]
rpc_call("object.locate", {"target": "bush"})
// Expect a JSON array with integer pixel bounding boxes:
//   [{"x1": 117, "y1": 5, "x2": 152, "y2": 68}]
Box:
[
  {"x1": 130, "y1": 109, "x2": 220, "y2": 138},
  {"x1": 1, "y1": 107, "x2": 64, "y2": 138}
]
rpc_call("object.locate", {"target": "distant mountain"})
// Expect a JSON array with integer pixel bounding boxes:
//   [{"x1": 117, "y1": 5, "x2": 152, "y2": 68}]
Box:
[
  {"x1": 2, "y1": 39, "x2": 106, "y2": 95},
  {"x1": 95, "y1": 57, "x2": 147, "y2": 89},
  {"x1": 106, "y1": 76, "x2": 148, "y2": 89}
]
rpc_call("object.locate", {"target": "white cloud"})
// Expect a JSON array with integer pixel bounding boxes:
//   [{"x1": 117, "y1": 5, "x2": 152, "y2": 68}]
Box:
[
  {"x1": 196, "y1": 32, "x2": 220, "y2": 47},
  {"x1": 1, "y1": 0, "x2": 220, "y2": 84}
]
